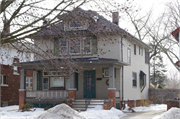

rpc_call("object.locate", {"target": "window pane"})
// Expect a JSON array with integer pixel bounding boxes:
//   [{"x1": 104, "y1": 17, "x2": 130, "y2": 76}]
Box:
[
  {"x1": 43, "y1": 84, "x2": 48, "y2": 89},
  {"x1": 14, "y1": 66, "x2": 18, "y2": 73},
  {"x1": 50, "y1": 77, "x2": 64, "y2": 87},
  {"x1": 61, "y1": 39, "x2": 66, "y2": 46},
  {"x1": 3, "y1": 76, "x2": 6, "y2": 84},
  {"x1": 30, "y1": 78, "x2": 33, "y2": 83},
  {"x1": 43, "y1": 78, "x2": 48, "y2": 83}
]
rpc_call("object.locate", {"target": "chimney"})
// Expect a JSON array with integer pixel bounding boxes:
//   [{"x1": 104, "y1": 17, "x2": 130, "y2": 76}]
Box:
[{"x1": 112, "y1": 12, "x2": 119, "y2": 25}]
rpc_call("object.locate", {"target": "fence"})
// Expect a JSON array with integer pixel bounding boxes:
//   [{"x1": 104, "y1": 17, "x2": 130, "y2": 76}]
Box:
[{"x1": 149, "y1": 89, "x2": 180, "y2": 104}]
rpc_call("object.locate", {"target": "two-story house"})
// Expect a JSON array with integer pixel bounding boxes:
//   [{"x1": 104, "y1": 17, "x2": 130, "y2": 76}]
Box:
[
  {"x1": 0, "y1": 42, "x2": 33, "y2": 107},
  {"x1": 16, "y1": 8, "x2": 150, "y2": 110}
]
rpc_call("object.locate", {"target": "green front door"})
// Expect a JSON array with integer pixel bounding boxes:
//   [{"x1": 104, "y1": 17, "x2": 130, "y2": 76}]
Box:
[{"x1": 84, "y1": 71, "x2": 95, "y2": 98}]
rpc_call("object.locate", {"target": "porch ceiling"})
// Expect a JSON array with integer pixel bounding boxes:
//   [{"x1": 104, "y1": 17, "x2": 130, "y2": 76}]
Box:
[{"x1": 14, "y1": 57, "x2": 129, "y2": 70}]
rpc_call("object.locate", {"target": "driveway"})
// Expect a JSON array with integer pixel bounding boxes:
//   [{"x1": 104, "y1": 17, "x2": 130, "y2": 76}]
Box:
[{"x1": 122, "y1": 110, "x2": 166, "y2": 119}]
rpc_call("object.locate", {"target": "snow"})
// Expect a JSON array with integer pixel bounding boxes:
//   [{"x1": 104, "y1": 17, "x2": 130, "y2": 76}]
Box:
[
  {"x1": 153, "y1": 107, "x2": 180, "y2": 119},
  {"x1": 36, "y1": 104, "x2": 86, "y2": 119},
  {"x1": 0, "y1": 104, "x2": 168, "y2": 119},
  {"x1": 80, "y1": 107, "x2": 127, "y2": 119},
  {"x1": 0, "y1": 104, "x2": 127, "y2": 119},
  {"x1": 123, "y1": 104, "x2": 167, "y2": 112}
]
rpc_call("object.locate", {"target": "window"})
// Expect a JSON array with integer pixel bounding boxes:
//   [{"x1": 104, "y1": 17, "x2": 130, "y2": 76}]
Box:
[
  {"x1": 83, "y1": 38, "x2": 91, "y2": 54},
  {"x1": 54, "y1": 37, "x2": 93, "y2": 55},
  {"x1": 134, "y1": 44, "x2": 136, "y2": 55},
  {"x1": 132, "y1": 72, "x2": 137, "y2": 87},
  {"x1": 70, "y1": 38, "x2": 81, "y2": 54},
  {"x1": 127, "y1": 48, "x2": 131, "y2": 64},
  {"x1": 140, "y1": 71, "x2": 146, "y2": 86},
  {"x1": 59, "y1": 39, "x2": 67, "y2": 54},
  {"x1": 145, "y1": 50, "x2": 149, "y2": 64},
  {"x1": 103, "y1": 68, "x2": 109, "y2": 77},
  {"x1": 69, "y1": 21, "x2": 82, "y2": 28},
  {"x1": 0, "y1": 75, "x2": 7, "y2": 85},
  {"x1": 43, "y1": 77, "x2": 49, "y2": 90},
  {"x1": 26, "y1": 77, "x2": 33, "y2": 89},
  {"x1": 50, "y1": 77, "x2": 64, "y2": 87},
  {"x1": 139, "y1": 46, "x2": 143, "y2": 56}
]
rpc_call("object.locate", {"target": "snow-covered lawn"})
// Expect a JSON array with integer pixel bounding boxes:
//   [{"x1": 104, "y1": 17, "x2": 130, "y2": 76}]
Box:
[{"x1": 0, "y1": 104, "x2": 167, "y2": 119}]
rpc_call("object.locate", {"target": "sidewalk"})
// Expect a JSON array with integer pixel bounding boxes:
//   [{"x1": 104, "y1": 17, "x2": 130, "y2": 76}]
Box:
[{"x1": 122, "y1": 110, "x2": 166, "y2": 119}]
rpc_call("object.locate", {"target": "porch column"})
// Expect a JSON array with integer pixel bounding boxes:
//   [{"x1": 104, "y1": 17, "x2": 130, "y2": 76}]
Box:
[
  {"x1": 19, "y1": 68, "x2": 26, "y2": 110},
  {"x1": 68, "y1": 73, "x2": 76, "y2": 100},
  {"x1": 108, "y1": 65, "x2": 116, "y2": 108}
]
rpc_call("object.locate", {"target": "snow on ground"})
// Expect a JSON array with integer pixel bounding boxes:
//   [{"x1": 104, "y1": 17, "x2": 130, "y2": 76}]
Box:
[
  {"x1": 153, "y1": 107, "x2": 180, "y2": 119},
  {"x1": 0, "y1": 104, "x2": 127, "y2": 119},
  {"x1": 123, "y1": 104, "x2": 167, "y2": 112},
  {"x1": 0, "y1": 105, "x2": 45, "y2": 119},
  {"x1": 0, "y1": 104, "x2": 167, "y2": 119},
  {"x1": 80, "y1": 105, "x2": 127, "y2": 119},
  {"x1": 36, "y1": 104, "x2": 86, "y2": 119}
]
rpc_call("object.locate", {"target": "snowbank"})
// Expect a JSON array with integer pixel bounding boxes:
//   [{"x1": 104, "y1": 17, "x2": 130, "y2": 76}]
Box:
[
  {"x1": 36, "y1": 103, "x2": 86, "y2": 119},
  {"x1": 80, "y1": 107, "x2": 127, "y2": 119},
  {"x1": 124, "y1": 104, "x2": 167, "y2": 112},
  {"x1": 153, "y1": 107, "x2": 180, "y2": 119}
]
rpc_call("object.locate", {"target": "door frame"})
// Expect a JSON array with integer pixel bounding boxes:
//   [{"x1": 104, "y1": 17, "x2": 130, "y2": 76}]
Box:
[{"x1": 84, "y1": 70, "x2": 96, "y2": 98}]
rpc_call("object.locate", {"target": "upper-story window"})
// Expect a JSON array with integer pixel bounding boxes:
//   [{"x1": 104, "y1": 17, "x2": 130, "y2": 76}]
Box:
[
  {"x1": 139, "y1": 46, "x2": 143, "y2": 56},
  {"x1": 70, "y1": 38, "x2": 81, "y2": 54},
  {"x1": 69, "y1": 21, "x2": 82, "y2": 28},
  {"x1": 59, "y1": 39, "x2": 67, "y2": 54},
  {"x1": 54, "y1": 37, "x2": 93, "y2": 55},
  {"x1": 134, "y1": 44, "x2": 136, "y2": 55},
  {"x1": 145, "y1": 49, "x2": 149, "y2": 64},
  {"x1": 127, "y1": 48, "x2": 131, "y2": 64}
]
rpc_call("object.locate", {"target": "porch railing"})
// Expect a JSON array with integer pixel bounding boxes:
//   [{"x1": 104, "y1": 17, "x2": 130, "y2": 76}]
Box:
[{"x1": 26, "y1": 90, "x2": 68, "y2": 99}]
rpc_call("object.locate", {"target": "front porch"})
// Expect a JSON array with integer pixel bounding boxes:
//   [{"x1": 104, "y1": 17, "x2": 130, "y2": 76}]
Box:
[{"x1": 16, "y1": 57, "x2": 128, "y2": 110}]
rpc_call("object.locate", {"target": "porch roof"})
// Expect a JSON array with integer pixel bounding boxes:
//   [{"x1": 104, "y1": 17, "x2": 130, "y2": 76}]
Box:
[{"x1": 14, "y1": 57, "x2": 129, "y2": 70}]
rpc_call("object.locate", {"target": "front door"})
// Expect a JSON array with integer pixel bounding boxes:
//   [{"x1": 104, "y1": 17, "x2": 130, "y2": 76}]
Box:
[{"x1": 84, "y1": 71, "x2": 95, "y2": 98}]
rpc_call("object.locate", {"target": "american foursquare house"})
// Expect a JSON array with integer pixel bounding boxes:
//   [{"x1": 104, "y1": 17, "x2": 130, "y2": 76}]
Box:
[{"x1": 16, "y1": 8, "x2": 150, "y2": 110}]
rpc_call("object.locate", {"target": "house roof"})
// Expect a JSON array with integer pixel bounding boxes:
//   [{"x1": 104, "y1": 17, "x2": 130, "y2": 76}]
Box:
[
  {"x1": 14, "y1": 57, "x2": 129, "y2": 69},
  {"x1": 33, "y1": 8, "x2": 150, "y2": 49}
]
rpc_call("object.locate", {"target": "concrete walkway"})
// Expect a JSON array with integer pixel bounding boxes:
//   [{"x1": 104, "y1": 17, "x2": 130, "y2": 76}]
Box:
[{"x1": 122, "y1": 110, "x2": 166, "y2": 119}]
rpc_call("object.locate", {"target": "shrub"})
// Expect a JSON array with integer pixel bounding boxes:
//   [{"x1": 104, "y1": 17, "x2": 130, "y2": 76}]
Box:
[
  {"x1": 44, "y1": 106, "x2": 51, "y2": 110},
  {"x1": 158, "y1": 85, "x2": 163, "y2": 89},
  {"x1": 19, "y1": 104, "x2": 34, "y2": 112}
]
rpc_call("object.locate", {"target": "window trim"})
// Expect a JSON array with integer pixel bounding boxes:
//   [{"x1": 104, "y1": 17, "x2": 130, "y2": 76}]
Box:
[
  {"x1": 83, "y1": 38, "x2": 92, "y2": 54},
  {"x1": 59, "y1": 39, "x2": 68, "y2": 55},
  {"x1": 103, "y1": 68, "x2": 109, "y2": 77}
]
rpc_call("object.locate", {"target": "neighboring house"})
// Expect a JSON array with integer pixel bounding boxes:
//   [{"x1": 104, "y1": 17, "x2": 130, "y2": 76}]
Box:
[
  {"x1": 16, "y1": 8, "x2": 150, "y2": 110},
  {"x1": 0, "y1": 43, "x2": 33, "y2": 107}
]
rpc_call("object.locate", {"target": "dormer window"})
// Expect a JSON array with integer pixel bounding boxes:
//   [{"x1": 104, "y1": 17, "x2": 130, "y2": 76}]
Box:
[{"x1": 70, "y1": 21, "x2": 82, "y2": 28}]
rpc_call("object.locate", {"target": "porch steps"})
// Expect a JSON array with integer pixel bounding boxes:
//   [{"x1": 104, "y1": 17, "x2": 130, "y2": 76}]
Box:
[{"x1": 72, "y1": 99, "x2": 104, "y2": 111}]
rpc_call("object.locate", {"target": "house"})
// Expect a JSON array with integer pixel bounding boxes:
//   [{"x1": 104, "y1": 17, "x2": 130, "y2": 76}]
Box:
[
  {"x1": 0, "y1": 42, "x2": 33, "y2": 107},
  {"x1": 16, "y1": 8, "x2": 150, "y2": 110}
]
